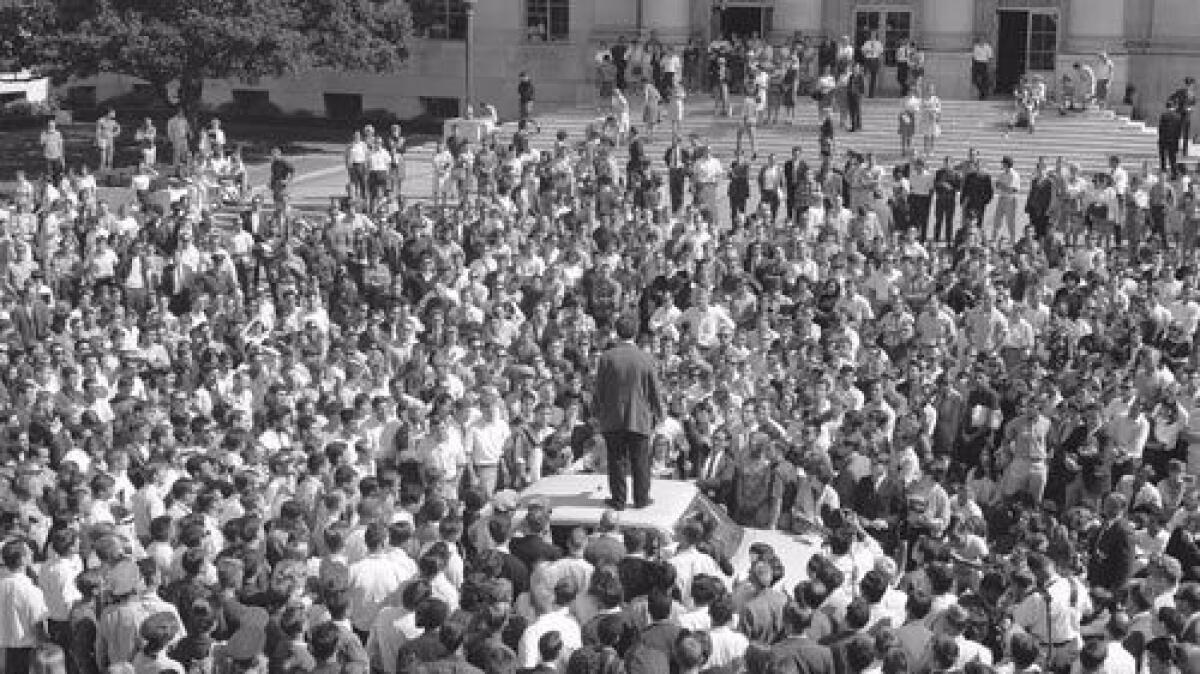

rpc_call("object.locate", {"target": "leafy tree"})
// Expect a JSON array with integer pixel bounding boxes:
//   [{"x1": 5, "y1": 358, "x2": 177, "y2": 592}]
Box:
[
  {"x1": 0, "y1": 0, "x2": 58, "y2": 71},
  {"x1": 39, "y1": 0, "x2": 412, "y2": 112}
]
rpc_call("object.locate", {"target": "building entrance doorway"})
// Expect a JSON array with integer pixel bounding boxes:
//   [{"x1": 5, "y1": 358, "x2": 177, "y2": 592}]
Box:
[
  {"x1": 853, "y1": 8, "x2": 912, "y2": 96},
  {"x1": 995, "y1": 9, "x2": 1058, "y2": 95},
  {"x1": 718, "y1": 4, "x2": 773, "y2": 41}
]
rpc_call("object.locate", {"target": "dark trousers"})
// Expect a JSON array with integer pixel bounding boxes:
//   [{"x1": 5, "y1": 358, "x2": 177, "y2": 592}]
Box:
[
  {"x1": 972, "y1": 61, "x2": 990, "y2": 99},
  {"x1": 1030, "y1": 213, "x2": 1052, "y2": 241},
  {"x1": 669, "y1": 170, "x2": 687, "y2": 212},
  {"x1": 6, "y1": 647, "x2": 33, "y2": 674},
  {"x1": 865, "y1": 59, "x2": 881, "y2": 97},
  {"x1": 898, "y1": 63, "x2": 910, "y2": 95},
  {"x1": 1161, "y1": 140, "x2": 1180, "y2": 175},
  {"x1": 847, "y1": 94, "x2": 863, "y2": 131},
  {"x1": 908, "y1": 193, "x2": 932, "y2": 239},
  {"x1": 1152, "y1": 204, "x2": 1169, "y2": 241},
  {"x1": 349, "y1": 162, "x2": 368, "y2": 200},
  {"x1": 933, "y1": 197, "x2": 957, "y2": 242},
  {"x1": 761, "y1": 190, "x2": 780, "y2": 222},
  {"x1": 604, "y1": 430, "x2": 650, "y2": 507},
  {"x1": 963, "y1": 200, "x2": 987, "y2": 228},
  {"x1": 1184, "y1": 115, "x2": 1193, "y2": 156}
]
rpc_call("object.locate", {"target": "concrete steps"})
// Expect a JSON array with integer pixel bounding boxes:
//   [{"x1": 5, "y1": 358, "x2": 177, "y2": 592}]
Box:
[{"x1": 276, "y1": 94, "x2": 1161, "y2": 214}]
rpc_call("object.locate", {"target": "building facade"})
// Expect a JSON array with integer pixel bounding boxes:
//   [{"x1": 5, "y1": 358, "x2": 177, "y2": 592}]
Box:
[{"x1": 75, "y1": 0, "x2": 1200, "y2": 121}]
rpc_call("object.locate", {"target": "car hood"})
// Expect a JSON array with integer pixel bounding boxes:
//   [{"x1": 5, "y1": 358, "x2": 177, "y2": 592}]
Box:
[{"x1": 729, "y1": 527, "x2": 823, "y2": 594}]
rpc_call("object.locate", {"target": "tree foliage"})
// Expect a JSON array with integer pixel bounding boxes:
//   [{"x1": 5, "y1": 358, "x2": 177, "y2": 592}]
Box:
[{"x1": 36, "y1": 0, "x2": 412, "y2": 110}]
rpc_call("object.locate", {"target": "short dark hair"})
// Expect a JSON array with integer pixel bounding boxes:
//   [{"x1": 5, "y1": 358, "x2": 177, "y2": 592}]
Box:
[
  {"x1": 648, "y1": 587, "x2": 674, "y2": 621},
  {"x1": 710, "y1": 594, "x2": 735, "y2": 627},
  {"x1": 538, "y1": 630, "x2": 563, "y2": 662}
]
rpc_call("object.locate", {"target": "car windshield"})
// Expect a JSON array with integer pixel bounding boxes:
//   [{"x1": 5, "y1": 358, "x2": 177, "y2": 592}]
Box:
[
  {"x1": 546, "y1": 490, "x2": 744, "y2": 557},
  {"x1": 676, "y1": 492, "x2": 744, "y2": 561}
]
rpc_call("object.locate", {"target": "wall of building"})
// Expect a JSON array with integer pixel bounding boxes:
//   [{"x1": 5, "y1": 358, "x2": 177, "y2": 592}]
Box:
[{"x1": 57, "y1": 0, "x2": 1200, "y2": 124}]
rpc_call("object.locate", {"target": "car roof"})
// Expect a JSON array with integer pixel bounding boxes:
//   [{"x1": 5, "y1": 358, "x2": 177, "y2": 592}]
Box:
[{"x1": 518, "y1": 474, "x2": 702, "y2": 535}]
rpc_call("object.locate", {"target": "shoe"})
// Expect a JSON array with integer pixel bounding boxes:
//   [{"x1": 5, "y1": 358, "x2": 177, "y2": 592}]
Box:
[
  {"x1": 604, "y1": 498, "x2": 626, "y2": 511},
  {"x1": 633, "y1": 498, "x2": 656, "y2": 509}
]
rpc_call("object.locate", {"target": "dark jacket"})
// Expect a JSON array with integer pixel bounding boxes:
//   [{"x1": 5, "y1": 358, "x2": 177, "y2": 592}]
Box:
[
  {"x1": 961, "y1": 171, "x2": 994, "y2": 207},
  {"x1": 1160, "y1": 108, "x2": 1184, "y2": 145},
  {"x1": 593, "y1": 342, "x2": 664, "y2": 436},
  {"x1": 509, "y1": 534, "x2": 562, "y2": 571},
  {"x1": 1087, "y1": 517, "x2": 1136, "y2": 591},
  {"x1": 771, "y1": 636, "x2": 836, "y2": 674}
]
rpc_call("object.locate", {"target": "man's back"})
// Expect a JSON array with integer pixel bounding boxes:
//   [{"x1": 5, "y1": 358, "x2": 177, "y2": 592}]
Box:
[
  {"x1": 594, "y1": 343, "x2": 659, "y2": 436},
  {"x1": 1161, "y1": 110, "x2": 1183, "y2": 140},
  {"x1": 772, "y1": 636, "x2": 835, "y2": 674}
]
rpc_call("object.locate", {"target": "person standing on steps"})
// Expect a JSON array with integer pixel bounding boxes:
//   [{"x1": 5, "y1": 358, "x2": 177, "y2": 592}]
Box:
[
  {"x1": 517, "y1": 72, "x2": 541, "y2": 134},
  {"x1": 861, "y1": 31, "x2": 884, "y2": 98},
  {"x1": 1095, "y1": 52, "x2": 1114, "y2": 110},
  {"x1": 971, "y1": 35, "x2": 993, "y2": 100},
  {"x1": 594, "y1": 314, "x2": 664, "y2": 511},
  {"x1": 1170, "y1": 76, "x2": 1196, "y2": 156},
  {"x1": 896, "y1": 40, "x2": 915, "y2": 97},
  {"x1": 96, "y1": 109, "x2": 120, "y2": 173},
  {"x1": 167, "y1": 108, "x2": 190, "y2": 169},
  {"x1": 1160, "y1": 100, "x2": 1183, "y2": 177},
  {"x1": 847, "y1": 62, "x2": 866, "y2": 132}
]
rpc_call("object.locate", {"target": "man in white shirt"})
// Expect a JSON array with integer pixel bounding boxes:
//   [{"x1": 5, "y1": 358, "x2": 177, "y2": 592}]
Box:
[
  {"x1": 670, "y1": 522, "x2": 729, "y2": 608},
  {"x1": 0, "y1": 540, "x2": 49, "y2": 673},
  {"x1": 993, "y1": 155, "x2": 1021, "y2": 244},
  {"x1": 972, "y1": 35, "x2": 994, "y2": 100},
  {"x1": 466, "y1": 387, "x2": 510, "y2": 498},
  {"x1": 348, "y1": 523, "x2": 413, "y2": 639},
  {"x1": 861, "y1": 32, "x2": 884, "y2": 97},
  {"x1": 1095, "y1": 52, "x2": 1115, "y2": 109},
  {"x1": 679, "y1": 287, "x2": 735, "y2": 349},
  {"x1": 518, "y1": 578, "x2": 582, "y2": 669}
]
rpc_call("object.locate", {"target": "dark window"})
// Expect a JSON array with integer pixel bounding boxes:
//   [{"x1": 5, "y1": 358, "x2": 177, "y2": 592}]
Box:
[
  {"x1": 883, "y1": 12, "x2": 912, "y2": 67},
  {"x1": 854, "y1": 10, "x2": 911, "y2": 67},
  {"x1": 1028, "y1": 12, "x2": 1057, "y2": 72},
  {"x1": 411, "y1": 0, "x2": 468, "y2": 40},
  {"x1": 66, "y1": 86, "x2": 97, "y2": 108},
  {"x1": 0, "y1": 92, "x2": 24, "y2": 105},
  {"x1": 231, "y1": 89, "x2": 271, "y2": 108},
  {"x1": 526, "y1": 0, "x2": 570, "y2": 42},
  {"x1": 324, "y1": 93, "x2": 363, "y2": 121},
  {"x1": 420, "y1": 96, "x2": 461, "y2": 119}
]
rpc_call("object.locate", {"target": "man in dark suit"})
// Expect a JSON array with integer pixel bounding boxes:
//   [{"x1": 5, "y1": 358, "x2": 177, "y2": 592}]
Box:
[
  {"x1": 1170, "y1": 76, "x2": 1196, "y2": 155},
  {"x1": 487, "y1": 517, "x2": 530, "y2": 597},
  {"x1": 594, "y1": 314, "x2": 664, "y2": 510},
  {"x1": 1160, "y1": 100, "x2": 1184, "y2": 175},
  {"x1": 846, "y1": 63, "x2": 867, "y2": 132},
  {"x1": 772, "y1": 603, "x2": 836, "y2": 674},
  {"x1": 696, "y1": 438, "x2": 736, "y2": 508},
  {"x1": 783, "y1": 146, "x2": 809, "y2": 223},
  {"x1": 1088, "y1": 492, "x2": 1136, "y2": 592},
  {"x1": 509, "y1": 509, "x2": 561, "y2": 571},
  {"x1": 663, "y1": 137, "x2": 691, "y2": 214}
]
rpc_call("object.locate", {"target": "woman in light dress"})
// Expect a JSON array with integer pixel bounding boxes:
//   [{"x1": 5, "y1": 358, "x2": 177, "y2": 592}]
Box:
[
  {"x1": 642, "y1": 81, "x2": 663, "y2": 142},
  {"x1": 898, "y1": 83, "x2": 922, "y2": 156},
  {"x1": 613, "y1": 88, "x2": 631, "y2": 146},
  {"x1": 668, "y1": 84, "x2": 686, "y2": 138},
  {"x1": 921, "y1": 82, "x2": 942, "y2": 155}
]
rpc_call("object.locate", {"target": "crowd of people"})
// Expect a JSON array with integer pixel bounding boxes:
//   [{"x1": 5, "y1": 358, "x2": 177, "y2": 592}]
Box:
[{"x1": 4, "y1": 27, "x2": 1200, "y2": 674}]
